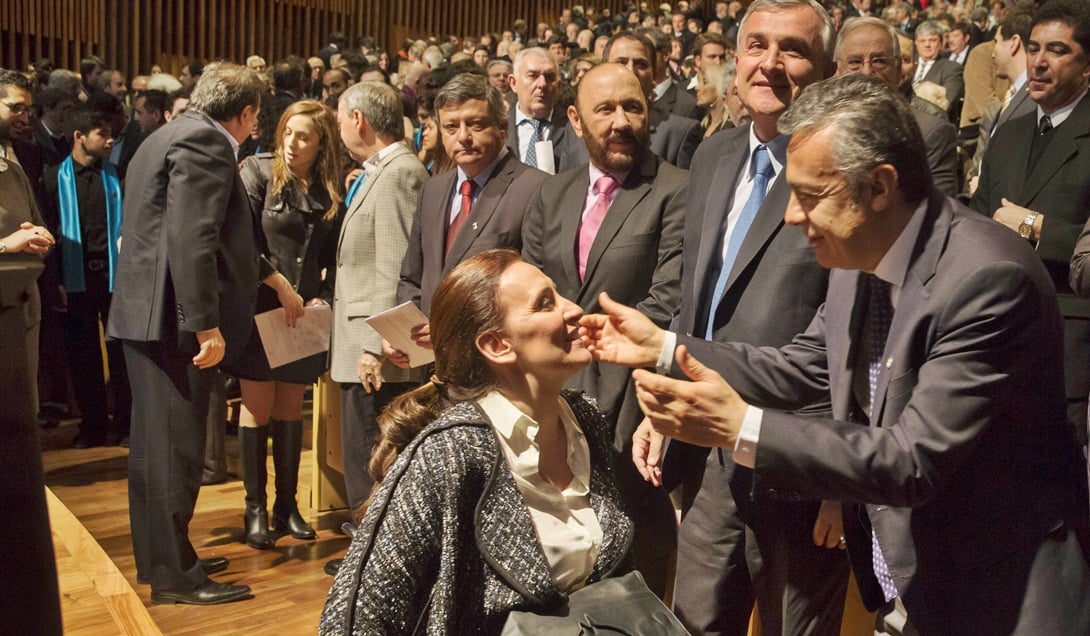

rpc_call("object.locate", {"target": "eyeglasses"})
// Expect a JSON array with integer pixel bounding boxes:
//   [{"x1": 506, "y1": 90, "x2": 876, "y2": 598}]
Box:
[
  {"x1": 1, "y1": 101, "x2": 31, "y2": 116},
  {"x1": 841, "y1": 56, "x2": 893, "y2": 72}
]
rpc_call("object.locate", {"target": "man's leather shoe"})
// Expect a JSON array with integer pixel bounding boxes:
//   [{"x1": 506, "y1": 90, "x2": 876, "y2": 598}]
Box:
[
  {"x1": 137, "y1": 557, "x2": 230, "y2": 585},
  {"x1": 150, "y1": 580, "x2": 251, "y2": 605},
  {"x1": 324, "y1": 558, "x2": 343, "y2": 576}
]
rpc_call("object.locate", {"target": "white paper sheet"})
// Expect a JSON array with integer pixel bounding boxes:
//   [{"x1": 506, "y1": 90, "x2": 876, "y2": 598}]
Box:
[
  {"x1": 364, "y1": 301, "x2": 435, "y2": 367},
  {"x1": 535, "y1": 140, "x2": 556, "y2": 174},
  {"x1": 254, "y1": 304, "x2": 333, "y2": 368}
]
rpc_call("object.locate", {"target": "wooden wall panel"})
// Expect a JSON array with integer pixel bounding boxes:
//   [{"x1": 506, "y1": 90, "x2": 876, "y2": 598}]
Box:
[{"x1": 0, "y1": 0, "x2": 627, "y2": 79}]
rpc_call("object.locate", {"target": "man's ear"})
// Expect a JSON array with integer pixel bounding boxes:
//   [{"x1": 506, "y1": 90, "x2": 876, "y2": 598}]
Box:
[
  {"x1": 868, "y1": 163, "x2": 898, "y2": 212},
  {"x1": 568, "y1": 103, "x2": 584, "y2": 138},
  {"x1": 476, "y1": 331, "x2": 514, "y2": 365}
]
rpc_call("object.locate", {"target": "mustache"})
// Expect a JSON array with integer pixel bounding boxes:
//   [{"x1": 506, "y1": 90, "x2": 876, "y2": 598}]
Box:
[{"x1": 605, "y1": 129, "x2": 640, "y2": 145}]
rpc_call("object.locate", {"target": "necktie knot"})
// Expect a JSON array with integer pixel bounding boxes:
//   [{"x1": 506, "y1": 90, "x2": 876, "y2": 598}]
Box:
[
  {"x1": 751, "y1": 145, "x2": 773, "y2": 180},
  {"x1": 594, "y1": 175, "x2": 618, "y2": 198},
  {"x1": 1039, "y1": 114, "x2": 1054, "y2": 136},
  {"x1": 460, "y1": 179, "x2": 475, "y2": 197}
]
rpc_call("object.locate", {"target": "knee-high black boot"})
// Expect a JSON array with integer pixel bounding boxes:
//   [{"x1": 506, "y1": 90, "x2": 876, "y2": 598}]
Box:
[
  {"x1": 240, "y1": 425, "x2": 274, "y2": 549},
  {"x1": 270, "y1": 419, "x2": 317, "y2": 540}
]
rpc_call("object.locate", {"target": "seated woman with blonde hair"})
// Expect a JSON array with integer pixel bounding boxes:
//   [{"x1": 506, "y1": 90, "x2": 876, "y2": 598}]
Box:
[{"x1": 320, "y1": 249, "x2": 633, "y2": 634}]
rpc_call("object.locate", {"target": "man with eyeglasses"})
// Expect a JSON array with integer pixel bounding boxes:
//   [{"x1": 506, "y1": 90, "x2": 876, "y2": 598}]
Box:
[
  {"x1": 0, "y1": 69, "x2": 57, "y2": 411},
  {"x1": 836, "y1": 17, "x2": 958, "y2": 196}
]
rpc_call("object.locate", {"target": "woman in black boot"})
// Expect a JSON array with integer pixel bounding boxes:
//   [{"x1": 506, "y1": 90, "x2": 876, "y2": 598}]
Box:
[{"x1": 228, "y1": 99, "x2": 342, "y2": 549}]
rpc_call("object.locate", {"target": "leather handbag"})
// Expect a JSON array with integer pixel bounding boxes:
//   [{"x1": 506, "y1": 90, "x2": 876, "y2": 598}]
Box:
[{"x1": 500, "y1": 571, "x2": 689, "y2": 635}]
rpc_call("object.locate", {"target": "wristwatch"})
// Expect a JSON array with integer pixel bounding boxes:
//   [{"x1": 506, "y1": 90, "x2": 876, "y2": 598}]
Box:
[{"x1": 1018, "y1": 211, "x2": 1039, "y2": 240}]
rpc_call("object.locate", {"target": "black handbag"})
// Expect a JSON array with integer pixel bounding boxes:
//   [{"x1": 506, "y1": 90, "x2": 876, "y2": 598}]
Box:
[{"x1": 500, "y1": 571, "x2": 689, "y2": 635}]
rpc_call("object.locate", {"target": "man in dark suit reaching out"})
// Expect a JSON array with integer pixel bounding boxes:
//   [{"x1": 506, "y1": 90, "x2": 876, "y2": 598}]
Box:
[{"x1": 582, "y1": 74, "x2": 1090, "y2": 635}]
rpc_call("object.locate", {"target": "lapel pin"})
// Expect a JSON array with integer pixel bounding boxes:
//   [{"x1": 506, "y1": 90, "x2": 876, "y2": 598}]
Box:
[{"x1": 472, "y1": 222, "x2": 479, "y2": 231}]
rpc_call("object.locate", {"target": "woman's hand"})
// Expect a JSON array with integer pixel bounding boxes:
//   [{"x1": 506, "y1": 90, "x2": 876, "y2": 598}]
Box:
[{"x1": 264, "y1": 271, "x2": 305, "y2": 327}]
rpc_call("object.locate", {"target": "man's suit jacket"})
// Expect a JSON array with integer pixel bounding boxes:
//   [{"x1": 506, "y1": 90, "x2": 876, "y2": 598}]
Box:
[
  {"x1": 912, "y1": 107, "x2": 958, "y2": 196},
  {"x1": 107, "y1": 110, "x2": 259, "y2": 365},
  {"x1": 664, "y1": 124, "x2": 831, "y2": 488},
  {"x1": 397, "y1": 151, "x2": 548, "y2": 315},
  {"x1": 654, "y1": 81, "x2": 702, "y2": 120},
  {"x1": 31, "y1": 121, "x2": 69, "y2": 168},
  {"x1": 504, "y1": 105, "x2": 582, "y2": 174},
  {"x1": 967, "y1": 84, "x2": 1035, "y2": 183},
  {"x1": 563, "y1": 106, "x2": 703, "y2": 171},
  {"x1": 679, "y1": 192, "x2": 1089, "y2": 632},
  {"x1": 330, "y1": 143, "x2": 427, "y2": 385},
  {"x1": 522, "y1": 153, "x2": 687, "y2": 447},
  {"x1": 920, "y1": 57, "x2": 964, "y2": 119},
  {"x1": 972, "y1": 96, "x2": 1090, "y2": 443}
]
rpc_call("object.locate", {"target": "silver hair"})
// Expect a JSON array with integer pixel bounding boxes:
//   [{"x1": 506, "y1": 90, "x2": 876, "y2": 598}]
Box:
[
  {"x1": 778, "y1": 74, "x2": 931, "y2": 204},
  {"x1": 422, "y1": 48, "x2": 445, "y2": 70},
  {"x1": 513, "y1": 47, "x2": 557, "y2": 76},
  {"x1": 339, "y1": 80, "x2": 404, "y2": 141},
  {"x1": 834, "y1": 16, "x2": 901, "y2": 62},
  {"x1": 737, "y1": 0, "x2": 836, "y2": 65},
  {"x1": 914, "y1": 20, "x2": 946, "y2": 39},
  {"x1": 188, "y1": 63, "x2": 264, "y2": 121}
]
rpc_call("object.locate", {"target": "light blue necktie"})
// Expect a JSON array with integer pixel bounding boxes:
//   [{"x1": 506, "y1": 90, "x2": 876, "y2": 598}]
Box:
[
  {"x1": 704, "y1": 145, "x2": 774, "y2": 339},
  {"x1": 344, "y1": 172, "x2": 367, "y2": 208},
  {"x1": 524, "y1": 119, "x2": 544, "y2": 168}
]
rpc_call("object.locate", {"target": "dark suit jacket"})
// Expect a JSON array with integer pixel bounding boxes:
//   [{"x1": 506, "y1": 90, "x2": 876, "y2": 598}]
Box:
[
  {"x1": 679, "y1": 193, "x2": 1088, "y2": 632},
  {"x1": 397, "y1": 151, "x2": 548, "y2": 315},
  {"x1": 106, "y1": 110, "x2": 260, "y2": 365},
  {"x1": 522, "y1": 153, "x2": 688, "y2": 447},
  {"x1": 912, "y1": 107, "x2": 958, "y2": 197},
  {"x1": 505, "y1": 104, "x2": 582, "y2": 174},
  {"x1": 654, "y1": 81, "x2": 702, "y2": 120},
  {"x1": 664, "y1": 123, "x2": 830, "y2": 491},
  {"x1": 921, "y1": 57, "x2": 964, "y2": 119},
  {"x1": 972, "y1": 95, "x2": 1090, "y2": 442}
]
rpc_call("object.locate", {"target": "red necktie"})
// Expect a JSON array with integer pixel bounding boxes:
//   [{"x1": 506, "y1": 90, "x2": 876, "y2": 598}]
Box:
[
  {"x1": 577, "y1": 175, "x2": 619, "y2": 281},
  {"x1": 446, "y1": 179, "x2": 475, "y2": 258}
]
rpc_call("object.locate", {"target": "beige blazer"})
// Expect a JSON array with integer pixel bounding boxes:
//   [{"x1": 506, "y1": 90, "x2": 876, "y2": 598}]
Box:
[{"x1": 330, "y1": 142, "x2": 427, "y2": 384}]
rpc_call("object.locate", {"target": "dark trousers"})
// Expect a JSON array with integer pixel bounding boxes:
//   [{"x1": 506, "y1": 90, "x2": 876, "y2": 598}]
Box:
[
  {"x1": 66, "y1": 271, "x2": 130, "y2": 441},
  {"x1": 673, "y1": 449, "x2": 849, "y2": 636},
  {"x1": 124, "y1": 340, "x2": 211, "y2": 591},
  {"x1": 339, "y1": 381, "x2": 416, "y2": 512}
]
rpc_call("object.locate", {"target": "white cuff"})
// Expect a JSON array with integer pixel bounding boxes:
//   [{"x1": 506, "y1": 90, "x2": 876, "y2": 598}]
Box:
[
  {"x1": 732, "y1": 406, "x2": 763, "y2": 468},
  {"x1": 656, "y1": 330, "x2": 678, "y2": 374}
]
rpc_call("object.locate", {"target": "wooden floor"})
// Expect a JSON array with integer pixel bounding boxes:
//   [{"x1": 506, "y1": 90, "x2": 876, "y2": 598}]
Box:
[{"x1": 42, "y1": 418, "x2": 351, "y2": 635}]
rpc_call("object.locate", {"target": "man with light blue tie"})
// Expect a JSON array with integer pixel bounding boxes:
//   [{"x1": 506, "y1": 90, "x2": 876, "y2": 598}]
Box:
[
  {"x1": 505, "y1": 48, "x2": 579, "y2": 174},
  {"x1": 650, "y1": 1, "x2": 848, "y2": 634}
]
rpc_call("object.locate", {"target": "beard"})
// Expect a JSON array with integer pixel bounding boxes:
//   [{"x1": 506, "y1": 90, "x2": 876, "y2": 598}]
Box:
[{"x1": 583, "y1": 126, "x2": 648, "y2": 173}]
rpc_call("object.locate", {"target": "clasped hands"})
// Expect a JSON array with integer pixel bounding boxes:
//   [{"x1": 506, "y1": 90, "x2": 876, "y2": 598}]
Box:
[{"x1": 578, "y1": 291, "x2": 748, "y2": 462}]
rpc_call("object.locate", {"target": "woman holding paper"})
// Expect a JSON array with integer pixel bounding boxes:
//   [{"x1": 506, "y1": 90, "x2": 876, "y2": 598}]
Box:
[
  {"x1": 230, "y1": 99, "x2": 342, "y2": 549},
  {"x1": 321, "y1": 250, "x2": 636, "y2": 634}
]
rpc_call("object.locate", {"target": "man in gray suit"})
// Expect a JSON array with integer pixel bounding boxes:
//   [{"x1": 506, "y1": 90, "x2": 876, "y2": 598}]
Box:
[
  {"x1": 521, "y1": 62, "x2": 688, "y2": 596},
  {"x1": 913, "y1": 20, "x2": 964, "y2": 120},
  {"x1": 835, "y1": 17, "x2": 959, "y2": 196},
  {"x1": 107, "y1": 64, "x2": 263, "y2": 605},
  {"x1": 329, "y1": 81, "x2": 427, "y2": 571},
  {"x1": 394, "y1": 73, "x2": 548, "y2": 333},
  {"x1": 587, "y1": 73, "x2": 1090, "y2": 636}
]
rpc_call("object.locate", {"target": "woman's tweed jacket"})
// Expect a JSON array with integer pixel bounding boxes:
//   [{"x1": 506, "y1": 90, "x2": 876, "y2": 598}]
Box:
[{"x1": 319, "y1": 390, "x2": 635, "y2": 635}]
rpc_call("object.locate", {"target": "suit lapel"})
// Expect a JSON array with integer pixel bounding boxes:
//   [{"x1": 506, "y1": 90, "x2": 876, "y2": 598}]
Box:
[
  {"x1": 578, "y1": 159, "x2": 655, "y2": 300},
  {"x1": 447, "y1": 154, "x2": 515, "y2": 266},
  {"x1": 431, "y1": 170, "x2": 458, "y2": 272},
  {"x1": 828, "y1": 271, "x2": 870, "y2": 422},
  {"x1": 724, "y1": 174, "x2": 790, "y2": 291},
  {"x1": 335, "y1": 143, "x2": 408, "y2": 255},
  {"x1": 1020, "y1": 98, "x2": 1090, "y2": 203},
  {"x1": 559, "y1": 169, "x2": 591, "y2": 291},
  {"x1": 870, "y1": 192, "x2": 946, "y2": 424},
  {"x1": 692, "y1": 136, "x2": 748, "y2": 311},
  {"x1": 997, "y1": 85, "x2": 1030, "y2": 129}
]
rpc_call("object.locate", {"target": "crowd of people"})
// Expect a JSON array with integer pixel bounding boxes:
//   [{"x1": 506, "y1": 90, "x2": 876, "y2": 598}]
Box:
[{"x1": 2, "y1": 0, "x2": 1090, "y2": 632}]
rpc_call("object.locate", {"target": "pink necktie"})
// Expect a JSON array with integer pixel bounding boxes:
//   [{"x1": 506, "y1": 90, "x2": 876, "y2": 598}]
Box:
[{"x1": 577, "y1": 175, "x2": 619, "y2": 281}]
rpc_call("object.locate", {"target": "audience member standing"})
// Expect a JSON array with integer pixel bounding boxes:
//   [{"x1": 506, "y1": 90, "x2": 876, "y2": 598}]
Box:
[
  {"x1": 506, "y1": 48, "x2": 579, "y2": 173},
  {"x1": 107, "y1": 63, "x2": 263, "y2": 606}
]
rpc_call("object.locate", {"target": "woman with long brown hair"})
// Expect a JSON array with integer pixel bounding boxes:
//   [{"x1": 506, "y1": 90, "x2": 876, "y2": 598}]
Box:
[
  {"x1": 230, "y1": 99, "x2": 343, "y2": 549},
  {"x1": 320, "y1": 249, "x2": 634, "y2": 634}
]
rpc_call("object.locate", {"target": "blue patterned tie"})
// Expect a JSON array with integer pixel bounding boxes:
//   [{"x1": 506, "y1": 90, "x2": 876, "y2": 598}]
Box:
[
  {"x1": 524, "y1": 119, "x2": 544, "y2": 168},
  {"x1": 705, "y1": 145, "x2": 774, "y2": 339},
  {"x1": 864, "y1": 274, "x2": 899, "y2": 602}
]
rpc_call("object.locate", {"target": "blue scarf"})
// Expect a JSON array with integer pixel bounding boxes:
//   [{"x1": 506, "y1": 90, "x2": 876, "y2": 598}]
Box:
[{"x1": 57, "y1": 156, "x2": 123, "y2": 292}]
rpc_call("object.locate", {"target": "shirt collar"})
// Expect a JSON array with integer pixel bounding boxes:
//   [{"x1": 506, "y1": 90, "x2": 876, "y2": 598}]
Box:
[
  {"x1": 364, "y1": 141, "x2": 402, "y2": 170},
  {"x1": 1038, "y1": 88, "x2": 1087, "y2": 128},
  {"x1": 652, "y1": 78, "x2": 672, "y2": 101},
  {"x1": 1012, "y1": 71, "x2": 1027, "y2": 91},
  {"x1": 515, "y1": 105, "x2": 551, "y2": 126},
  {"x1": 872, "y1": 198, "x2": 928, "y2": 294},
  {"x1": 588, "y1": 160, "x2": 628, "y2": 191},
  {"x1": 746, "y1": 124, "x2": 788, "y2": 178},
  {"x1": 455, "y1": 147, "x2": 508, "y2": 190},
  {"x1": 205, "y1": 114, "x2": 241, "y2": 158}
]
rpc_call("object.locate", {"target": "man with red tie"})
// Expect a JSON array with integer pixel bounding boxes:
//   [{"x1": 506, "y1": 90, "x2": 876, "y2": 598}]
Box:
[{"x1": 521, "y1": 62, "x2": 688, "y2": 596}]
